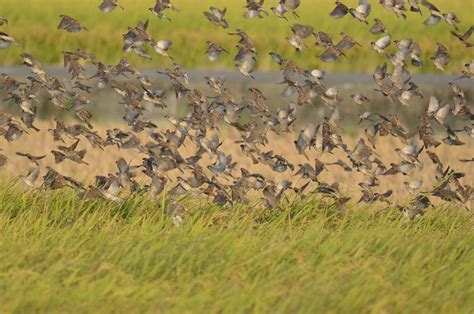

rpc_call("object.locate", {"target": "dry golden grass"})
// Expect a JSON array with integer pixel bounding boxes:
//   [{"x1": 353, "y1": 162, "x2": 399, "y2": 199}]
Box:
[{"x1": 1, "y1": 120, "x2": 473, "y2": 204}]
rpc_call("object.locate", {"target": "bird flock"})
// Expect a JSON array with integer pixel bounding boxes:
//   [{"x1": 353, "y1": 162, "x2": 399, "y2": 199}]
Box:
[{"x1": 0, "y1": 0, "x2": 473, "y2": 223}]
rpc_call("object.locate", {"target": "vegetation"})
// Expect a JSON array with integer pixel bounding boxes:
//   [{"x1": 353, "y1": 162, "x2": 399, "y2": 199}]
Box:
[
  {"x1": 0, "y1": 0, "x2": 471, "y2": 72},
  {"x1": 0, "y1": 183, "x2": 473, "y2": 312}
]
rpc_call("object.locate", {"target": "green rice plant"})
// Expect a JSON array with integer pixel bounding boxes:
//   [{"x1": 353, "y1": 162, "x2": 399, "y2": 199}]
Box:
[{"x1": 0, "y1": 182, "x2": 473, "y2": 313}]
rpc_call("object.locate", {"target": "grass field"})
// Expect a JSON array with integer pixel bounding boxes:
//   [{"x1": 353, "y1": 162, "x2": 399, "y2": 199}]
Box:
[
  {"x1": 0, "y1": 183, "x2": 473, "y2": 312},
  {"x1": 0, "y1": 0, "x2": 472, "y2": 73}
]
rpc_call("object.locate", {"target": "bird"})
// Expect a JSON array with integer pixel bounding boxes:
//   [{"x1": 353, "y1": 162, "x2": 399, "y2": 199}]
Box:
[
  {"x1": 398, "y1": 195, "x2": 431, "y2": 222},
  {"x1": 0, "y1": 151, "x2": 8, "y2": 167},
  {"x1": 150, "y1": 39, "x2": 174, "y2": 59},
  {"x1": 0, "y1": 31, "x2": 19, "y2": 48},
  {"x1": 351, "y1": 93, "x2": 369, "y2": 106},
  {"x1": 20, "y1": 167, "x2": 40, "y2": 188},
  {"x1": 431, "y1": 43, "x2": 450, "y2": 71},
  {"x1": 206, "y1": 41, "x2": 228, "y2": 62},
  {"x1": 380, "y1": 0, "x2": 407, "y2": 19},
  {"x1": 244, "y1": 0, "x2": 268, "y2": 19},
  {"x1": 99, "y1": 0, "x2": 124, "y2": 13},
  {"x1": 371, "y1": 34, "x2": 391, "y2": 54},
  {"x1": 329, "y1": 1, "x2": 349, "y2": 19},
  {"x1": 451, "y1": 26, "x2": 473, "y2": 48},
  {"x1": 280, "y1": 0, "x2": 301, "y2": 18},
  {"x1": 149, "y1": 0, "x2": 178, "y2": 21},
  {"x1": 349, "y1": 0, "x2": 371, "y2": 24},
  {"x1": 336, "y1": 32, "x2": 361, "y2": 52},
  {"x1": 320, "y1": 46, "x2": 345, "y2": 62},
  {"x1": 203, "y1": 7, "x2": 229, "y2": 29},
  {"x1": 369, "y1": 18, "x2": 387, "y2": 34},
  {"x1": 57, "y1": 15, "x2": 88, "y2": 32},
  {"x1": 16, "y1": 152, "x2": 46, "y2": 166}
]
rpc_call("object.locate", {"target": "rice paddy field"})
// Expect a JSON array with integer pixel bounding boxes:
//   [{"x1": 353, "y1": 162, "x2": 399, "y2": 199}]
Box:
[
  {"x1": 0, "y1": 0, "x2": 472, "y2": 72},
  {"x1": 1, "y1": 184, "x2": 473, "y2": 313}
]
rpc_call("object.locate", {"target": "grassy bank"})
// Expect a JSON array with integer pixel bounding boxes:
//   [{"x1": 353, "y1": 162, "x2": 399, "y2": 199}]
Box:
[
  {"x1": 0, "y1": 183, "x2": 473, "y2": 312},
  {"x1": 0, "y1": 0, "x2": 471, "y2": 73}
]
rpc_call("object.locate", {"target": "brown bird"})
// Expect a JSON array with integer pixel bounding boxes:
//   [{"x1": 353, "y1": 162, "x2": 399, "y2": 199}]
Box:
[
  {"x1": 0, "y1": 31, "x2": 19, "y2": 48},
  {"x1": 206, "y1": 41, "x2": 228, "y2": 62},
  {"x1": 57, "y1": 15, "x2": 88, "y2": 32},
  {"x1": 0, "y1": 151, "x2": 8, "y2": 167},
  {"x1": 16, "y1": 152, "x2": 46, "y2": 166},
  {"x1": 358, "y1": 183, "x2": 392, "y2": 204},
  {"x1": 351, "y1": 93, "x2": 369, "y2": 106},
  {"x1": 451, "y1": 26, "x2": 473, "y2": 48}
]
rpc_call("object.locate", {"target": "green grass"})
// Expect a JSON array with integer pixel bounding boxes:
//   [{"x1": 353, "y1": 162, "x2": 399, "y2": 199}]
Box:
[
  {"x1": 0, "y1": 182, "x2": 473, "y2": 312},
  {"x1": 0, "y1": 0, "x2": 472, "y2": 73}
]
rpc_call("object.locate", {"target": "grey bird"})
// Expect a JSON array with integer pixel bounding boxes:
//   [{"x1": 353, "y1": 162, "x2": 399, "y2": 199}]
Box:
[
  {"x1": 442, "y1": 127, "x2": 464, "y2": 146},
  {"x1": 150, "y1": 39, "x2": 174, "y2": 59},
  {"x1": 244, "y1": 0, "x2": 268, "y2": 19},
  {"x1": 271, "y1": 2, "x2": 288, "y2": 20},
  {"x1": 336, "y1": 32, "x2": 362, "y2": 51},
  {"x1": 371, "y1": 34, "x2": 391, "y2": 54},
  {"x1": 422, "y1": 1, "x2": 443, "y2": 26},
  {"x1": 369, "y1": 18, "x2": 387, "y2": 34},
  {"x1": 149, "y1": 0, "x2": 178, "y2": 21},
  {"x1": 99, "y1": 0, "x2": 124, "y2": 13},
  {"x1": 280, "y1": 0, "x2": 301, "y2": 18},
  {"x1": 403, "y1": 180, "x2": 423, "y2": 194},
  {"x1": 431, "y1": 43, "x2": 450, "y2": 71},
  {"x1": 380, "y1": 0, "x2": 407, "y2": 19},
  {"x1": 330, "y1": 1, "x2": 349, "y2": 19},
  {"x1": 204, "y1": 7, "x2": 229, "y2": 29},
  {"x1": 349, "y1": 0, "x2": 371, "y2": 24},
  {"x1": 320, "y1": 46, "x2": 345, "y2": 62},
  {"x1": 398, "y1": 195, "x2": 431, "y2": 222},
  {"x1": 20, "y1": 167, "x2": 40, "y2": 188},
  {"x1": 407, "y1": 0, "x2": 422, "y2": 14}
]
